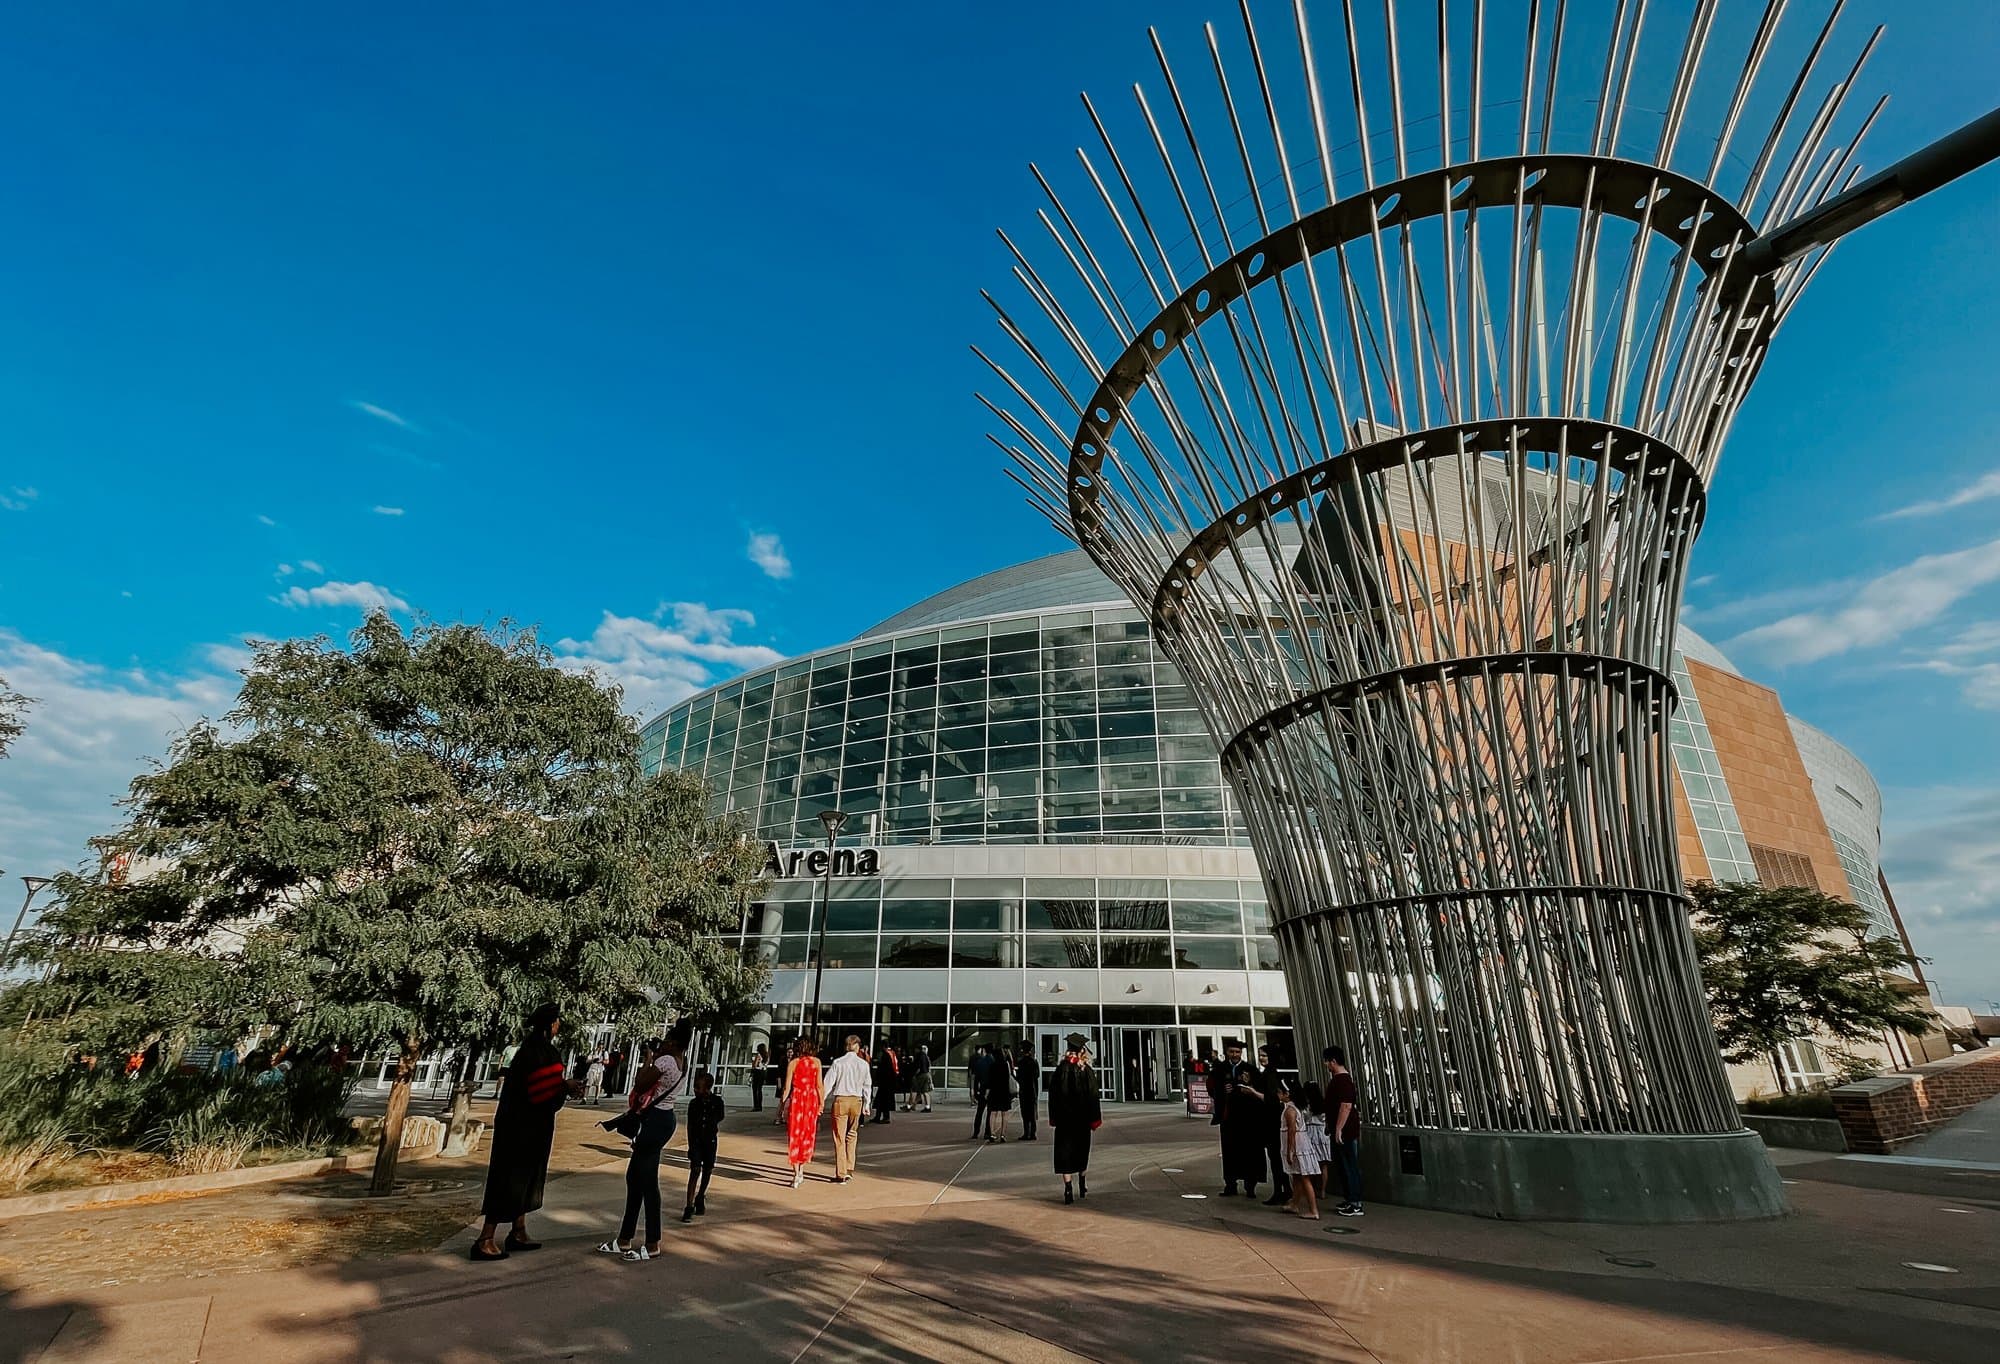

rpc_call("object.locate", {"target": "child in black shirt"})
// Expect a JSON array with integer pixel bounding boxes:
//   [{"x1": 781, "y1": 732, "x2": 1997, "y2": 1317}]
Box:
[{"x1": 682, "y1": 1069, "x2": 726, "y2": 1222}]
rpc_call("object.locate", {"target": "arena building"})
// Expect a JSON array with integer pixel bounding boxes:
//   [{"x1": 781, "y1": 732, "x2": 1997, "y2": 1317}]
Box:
[{"x1": 648, "y1": 549, "x2": 1947, "y2": 1103}]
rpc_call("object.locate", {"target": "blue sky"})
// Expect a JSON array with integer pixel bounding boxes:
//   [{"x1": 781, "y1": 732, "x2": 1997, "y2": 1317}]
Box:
[{"x1": 1, "y1": 2, "x2": 1997, "y2": 1006}]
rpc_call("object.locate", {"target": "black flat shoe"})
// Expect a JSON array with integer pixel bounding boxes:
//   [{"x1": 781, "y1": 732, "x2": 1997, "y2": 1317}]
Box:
[
  {"x1": 470, "y1": 1245, "x2": 510, "y2": 1262},
  {"x1": 504, "y1": 1235, "x2": 542, "y2": 1252}
]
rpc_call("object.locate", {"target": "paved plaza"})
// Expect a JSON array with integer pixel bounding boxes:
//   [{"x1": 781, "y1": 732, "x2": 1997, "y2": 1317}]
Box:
[{"x1": 1, "y1": 1101, "x2": 1995, "y2": 1363}]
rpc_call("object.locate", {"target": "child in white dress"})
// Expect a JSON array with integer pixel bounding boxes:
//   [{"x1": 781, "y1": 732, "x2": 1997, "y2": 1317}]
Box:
[
  {"x1": 1303, "y1": 1080, "x2": 1331, "y2": 1210},
  {"x1": 1280, "y1": 1078, "x2": 1321, "y2": 1219}
]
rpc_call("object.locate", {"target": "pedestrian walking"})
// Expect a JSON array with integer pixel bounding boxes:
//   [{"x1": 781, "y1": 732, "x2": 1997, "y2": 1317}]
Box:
[
  {"x1": 781, "y1": 1035, "x2": 823, "y2": 1186},
  {"x1": 908, "y1": 1045, "x2": 933, "y2": 1112},
  {"x1": 967, "y1": 1044, "x2": 992, "y2": 1140},
  {"x1": 1207, "y1": 1038, "x2": 1266, "y2": 1198},
  {"x1": 681, "y1": 1069, "x2": 725, "y2": 1223},
  {"x1": 749, "y1": 1043, "x2": 770, "y2": 1113},
  {"x1": 1048, "y1": 1034, "x2": 1101, "y2": 1204},
  {"x1": 984, "y1": 1044, "x2": 1015, "y2": 1142},
  {"x1": 1015, "y1": 1043, "x2": 1040, "y2": 1141},
  {"x1": 584, "y1": 1053, "x2": 606, "y2": 1106},
  {"x1": 871, "y1": 1044, "x2": 898, "y2": 1124},
  {"x1": 1279, "y1": 1077, "x2": 1320, "y2": 1220},
  {"x1": 1322, "y1": 1045, "x2": 1364, "y2": 1217},
  {"x1": 1257, "y1": 1044, "x2": 1291, "y2": 1207},
  {"x1": 597, "y1": 1031, "x2": 687, "y2": 1262},
  {"x1": 473, "y1": 1003, "x2": 581, "y2": 1261},
  {"x1": 825, "y1": 1034, "x2": 872, "y2": 1182}
]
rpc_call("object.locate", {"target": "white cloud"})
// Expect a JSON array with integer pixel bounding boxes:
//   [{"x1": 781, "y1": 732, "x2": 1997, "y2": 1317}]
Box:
[
  {"x1": 746, "y1": 532, "x2": 792, "y2": 580},
  {"x1": 1727, "y1": 539, "x2": 2000, "y2": 666},
  {"x1": 1, "y1": 486, "x2": 36, "y2": 512},
  {"x1": 279, "y1": 579, "x2": 411, "y2": 614},
  {"x1": 257, "y1": 514, "x2": 277, "y2": 527},
  {"x1": 372, "y1": 506, "x2": 405, "y2": 517},
  {"x1": 277, "y1": 563, "x2": 294, "y2": 578},
  {"x1": 350, "y1": 400, "x2": 414, "y2": 431},
  {"x1": 1880, "y1": 469, "x2": 2000, "y2": 521},
  {"x1": 0, "y1": 630, "x2": 244, "y2": 892},
  {"x1": 1879, "y1": 784, "x2": 2000, "y2": 1007},
  {"x1": 556, "y1": 602, "x2": 784, "y2": 718},
  {"x1": 300, "y1": 560, "x2": 324, "y2": 575}
]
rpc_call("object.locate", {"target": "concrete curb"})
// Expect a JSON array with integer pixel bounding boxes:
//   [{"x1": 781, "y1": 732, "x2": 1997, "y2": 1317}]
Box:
[{"x1": 0, "y1": 1148, "x2": 406, "y2": 1220}]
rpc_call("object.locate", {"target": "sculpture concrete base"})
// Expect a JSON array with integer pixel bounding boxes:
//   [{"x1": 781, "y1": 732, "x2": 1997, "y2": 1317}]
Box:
[{"x1": 1359, "y1": 1127, "x2": 1788, "y2": 1223}]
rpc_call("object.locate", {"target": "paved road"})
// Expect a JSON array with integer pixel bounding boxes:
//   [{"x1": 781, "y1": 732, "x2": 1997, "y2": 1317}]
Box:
[{"x1": 4, "y1": 1106, "x2": 1996, "y2": 1363}]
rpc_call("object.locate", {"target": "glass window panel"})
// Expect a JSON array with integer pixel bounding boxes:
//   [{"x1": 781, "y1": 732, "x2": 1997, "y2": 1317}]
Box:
[
  {"x1": 1158, "y1": 710, "x2": 1208, "y2": 735},
  {"x1": 1101, "y1": 736, "x2": 1159, "y2": 763},
  {"x1": 1174, "y1": 937, "x2": 1246, "y2": 970},
  {"x1": 952, "y1": 899, "x2": 1014, "y2": 931},
  {"x1": 1027, "y1": 893, "x2": 1097, "y2": 930},
  {"x1": 939, "y1": 701, "x2": 987, "y2": 728},
  {"x1": 1161, "y1": 761, "x2": 1221, "y2": 788},
  {"x1": 1101, "y1": 711, "x2": 1155, "y2": 739},
  {"x1": 776, "y1": 936, "x2": 810, "y2": 966},
  {"x1": 1100, "y1": 935, "x2": 1171, "y2": 969},
  {"x1": 990, "y1": 651, "x2": 1038, "y2": 679},
  {"x1": 815, "y1": 935, "x2": 878, "y2": 970},
  {"x1": 988, "y1": 744, "x2": 1039, "y2": 772},
  {"x1": 881, "y1": 900, "x2": 950, "y2": 931},
  {"x1": 951, "y1": 936, "x2": 1018, "y2": 968},
  {"x1": 1250, "y1": 938, "x2": 1283, "y2": 970},
  {"x1": 990, "y1": 719, "x2": 1039, "y2": 748},
  {"x1": 1025, "y1": 935, "x2": 1098, "y2": 968},
  {"x1": 823, "y1": 900, "x2": 878, "y2": 933},
  {"x1": 880, "y1": 934, "x2": 950, "y2": 968},
  {"x1": 1172, "y1": 900, "x2": 1243, "y2": 933}
]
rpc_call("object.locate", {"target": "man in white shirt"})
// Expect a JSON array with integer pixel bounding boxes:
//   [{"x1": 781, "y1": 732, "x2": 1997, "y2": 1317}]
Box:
[{"x1": 823, "y1": 1035, "x2": 873, "y2": 1182}]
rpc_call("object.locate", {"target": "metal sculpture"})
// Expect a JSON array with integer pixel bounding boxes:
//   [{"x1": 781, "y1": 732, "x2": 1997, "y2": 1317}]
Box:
[{"x1": 982, "y1": 0, "x2": 1894, "y2": 1220}]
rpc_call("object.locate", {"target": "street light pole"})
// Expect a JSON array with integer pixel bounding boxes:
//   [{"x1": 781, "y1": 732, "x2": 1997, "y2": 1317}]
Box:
[
  {"x1": 3, "y1": 875, "x2": 54, "y2": 973},
  {"x1": 805, "y1": 810, "x2": 847, "y2": 1045}
]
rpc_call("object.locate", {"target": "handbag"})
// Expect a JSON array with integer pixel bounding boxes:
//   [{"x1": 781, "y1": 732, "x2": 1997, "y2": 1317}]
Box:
[{"x1": 602, "y1": 1058, "x2": 687, "y2": 1139}]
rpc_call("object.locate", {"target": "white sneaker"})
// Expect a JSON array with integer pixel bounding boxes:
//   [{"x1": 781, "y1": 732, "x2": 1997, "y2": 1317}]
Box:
[{"x1": 792, "y1": 1168, "x2": 805, "y2": 1188}]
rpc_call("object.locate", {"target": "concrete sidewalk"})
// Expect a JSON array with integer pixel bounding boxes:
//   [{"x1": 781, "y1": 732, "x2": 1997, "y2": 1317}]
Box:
[{"x1": 3, "y1": 1106, "x2": 1995, "y2": 1363}]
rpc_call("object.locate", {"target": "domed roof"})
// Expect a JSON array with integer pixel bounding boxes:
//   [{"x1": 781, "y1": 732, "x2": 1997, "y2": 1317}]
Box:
[{"x1": 855, "y1": 548, "x2": 1124, "y2": 639}]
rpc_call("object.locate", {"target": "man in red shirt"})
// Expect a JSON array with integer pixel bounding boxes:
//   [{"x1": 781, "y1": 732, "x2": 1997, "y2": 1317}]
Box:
[{"x1": 1322, "y1": 1045, "x2": 1363, "y2": 1217}]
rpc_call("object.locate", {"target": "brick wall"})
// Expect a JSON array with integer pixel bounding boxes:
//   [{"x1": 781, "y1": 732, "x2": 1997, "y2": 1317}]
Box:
[{"x1": 1830, "y1": 1046, "x2": 2000, "y2": 1154}]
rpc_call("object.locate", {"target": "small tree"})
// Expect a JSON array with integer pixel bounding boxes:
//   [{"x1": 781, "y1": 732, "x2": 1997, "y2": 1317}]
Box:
[
  {"x1": 0, "y1": 672, "x2": 30, "y2": 758},
  {"x1": 17, "y1": 615, "x2": 766, "y2": 1192},
  {"x1": 1688, "y1": 879, "x2": 1933, "y2": 1089}
]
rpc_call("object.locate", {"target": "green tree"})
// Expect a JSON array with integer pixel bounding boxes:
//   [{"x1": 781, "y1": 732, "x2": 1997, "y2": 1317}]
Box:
[
  {"x1": 1688, "y1": 880, "x2": 1934, "y2": 1088},
  {"x1": 0, "y1": 672, "x2": 29, "y2": 757},
  {"x1": 12, "y1": 615, "x2": 766, "y2": 1192}
]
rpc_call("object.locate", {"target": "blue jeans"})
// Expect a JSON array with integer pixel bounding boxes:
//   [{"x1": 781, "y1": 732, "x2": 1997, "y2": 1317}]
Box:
[{"x1": 1336, "y1": 1137, "x2": 1362, "y2": 1205}]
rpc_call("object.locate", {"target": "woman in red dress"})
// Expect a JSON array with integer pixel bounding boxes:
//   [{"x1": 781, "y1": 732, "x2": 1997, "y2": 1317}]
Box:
[{"x1": 781, "y1": 1035, "x2": 822, "y2": 1187}]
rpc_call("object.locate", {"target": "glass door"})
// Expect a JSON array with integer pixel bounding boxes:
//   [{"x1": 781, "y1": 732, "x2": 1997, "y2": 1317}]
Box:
[{"x1": 1115, "y1": 1028, "x2": 1178, "y2": 1101}]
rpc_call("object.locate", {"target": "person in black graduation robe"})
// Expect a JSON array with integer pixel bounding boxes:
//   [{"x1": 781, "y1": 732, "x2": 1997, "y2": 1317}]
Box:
[
  {"x1": 473, "y1": 1004, "x2": 578, "y2": 1261},
  {"x1": 1047, "y1": 1034, "x2": 1101, "y2": 1203},
  {"x1": 1207, "y1": 1039, "x2": 1267, "y2": 1196}
]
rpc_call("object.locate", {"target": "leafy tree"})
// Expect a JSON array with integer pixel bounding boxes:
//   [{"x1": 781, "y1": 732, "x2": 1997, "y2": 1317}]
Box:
[
  {"x1": 1689, "y1": 880, "x2": 1934, "y2": 1088},
  {"x1": 0, "y1": 672, "x2": 30, "y2": 757},
  {"x1": 11, "y1": 615, "x2": 766, "y2": 1192}
]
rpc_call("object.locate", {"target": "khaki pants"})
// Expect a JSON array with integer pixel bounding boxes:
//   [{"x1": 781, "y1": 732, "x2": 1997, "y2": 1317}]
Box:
[{"x1": 831, "y1": 1096, "x2": 864, "y2": 1178}]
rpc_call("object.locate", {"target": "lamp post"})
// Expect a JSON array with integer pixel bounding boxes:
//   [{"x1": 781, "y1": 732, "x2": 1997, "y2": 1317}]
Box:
[
  {"x1": 805, "y1": 810, "x2": 847, "y2": 1045},
  {"x1": 3, "y1": 875, "x2": 53, "y2": 973}
]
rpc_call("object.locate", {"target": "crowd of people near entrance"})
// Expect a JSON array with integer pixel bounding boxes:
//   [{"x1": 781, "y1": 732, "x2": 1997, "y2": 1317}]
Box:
[
  {"x1": 1206, "y1": 1038, "x2": 1364, "y2": 1219},
  {"x1": 470, "y1": 1008, "x2": 1359, "y2": 1265}
]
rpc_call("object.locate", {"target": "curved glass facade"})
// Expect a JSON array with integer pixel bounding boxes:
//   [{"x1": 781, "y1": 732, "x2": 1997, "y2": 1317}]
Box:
[{"x1": 641, "y1": 604, "x2": 1250, "y2": 849}]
